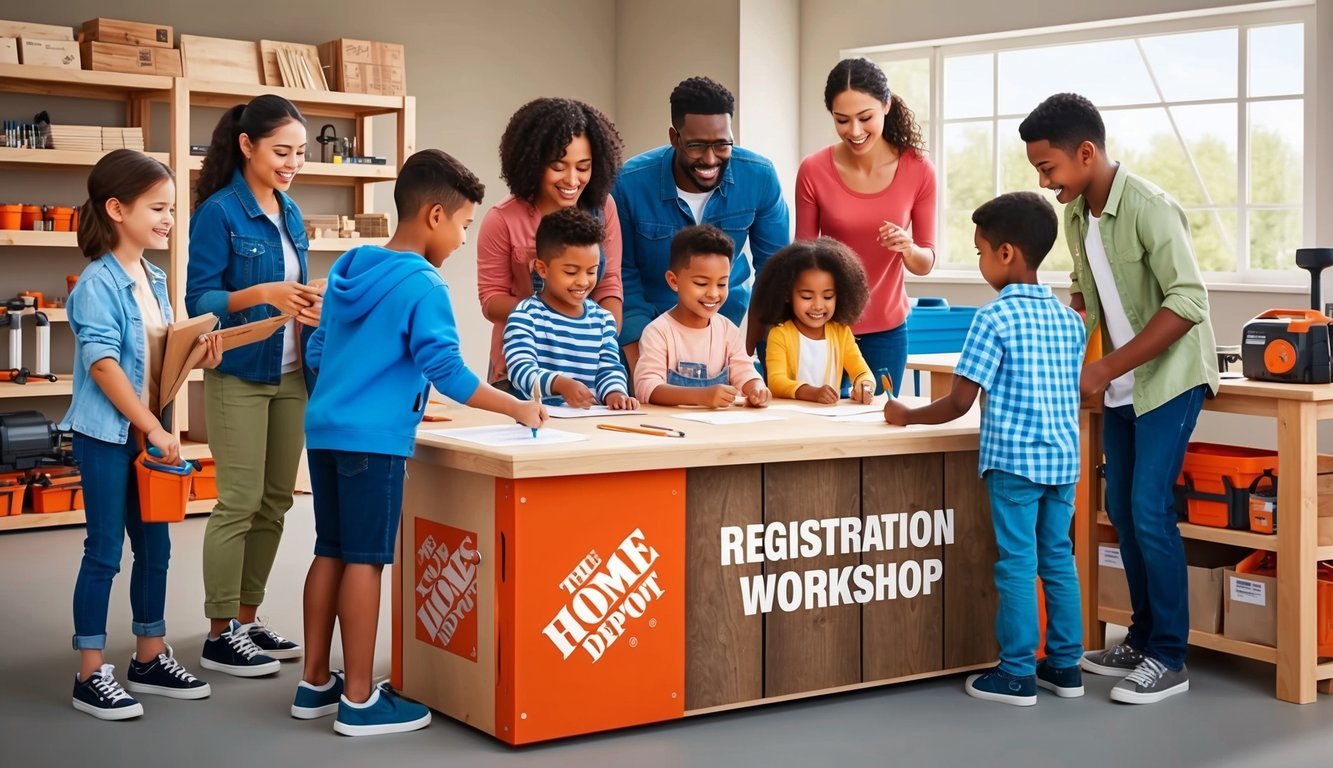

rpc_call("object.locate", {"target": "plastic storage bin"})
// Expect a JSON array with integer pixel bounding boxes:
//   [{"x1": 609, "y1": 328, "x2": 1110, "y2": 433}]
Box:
[
  {"x1": 1176, "y1": 443, "x2": 1279, "y2": 529},
  {"x1": 190, "y1": 457, "x2": 217, "y2": 500},
  {"x1": 136, "y1": 449, "x2": 196, "y2": 523},
  {"x1": 0, "y1": 473, "x2": 27, "y2": 515},
  {"x1": 30, "y1": 471, "x2": 83, "y2": 514},
  {"x1": 905, "y1": 297, "x2": 977, "y2": 354}
]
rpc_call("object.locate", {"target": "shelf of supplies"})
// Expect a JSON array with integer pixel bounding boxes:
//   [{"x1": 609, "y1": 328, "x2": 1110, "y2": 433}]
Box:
[
  {"x1": 0, "y1": 230, "x2": 78, "y2": 248},
  {"x1": 0, "y1": 377, "x2": 72, "y2": 399},
  {"x1": 0, "y1": 63, "x2": 174, "y2": 99},
  {"x1": 1097, "y1": 511, "x2": 1277, "y2": 552},
  {"x1": 0, "y1": 498, "x2": 212, "y2": 532},
  {"x1": 308, "y1": 237, "x2": 389, "y2": 252},
  {"x1": 1099, "y1": 606, "x2": 1279, "y2": 663},
  {"x1": 184, "y1": 79, "x2": 405, "y2": 118},
  {"x1": 0, "y1": 148, "x2": 169, "y2": 169},
  {"x1": 185, "y1": 156, "x2": 395, "y2": 183}
]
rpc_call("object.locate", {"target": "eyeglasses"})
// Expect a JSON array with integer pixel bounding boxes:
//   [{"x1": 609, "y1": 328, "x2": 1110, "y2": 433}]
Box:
[{"x1": 680, "y1": 140, "x2": 734, "y2": 159}]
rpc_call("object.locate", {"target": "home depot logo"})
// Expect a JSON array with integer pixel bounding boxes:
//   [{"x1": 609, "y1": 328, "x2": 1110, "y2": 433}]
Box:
[
  {"x1": 414, "y1": 520, "x2": 479, "y2": 662},
  {"x1": 541, "y1": 528, "x2": 665, "y2": 663}
]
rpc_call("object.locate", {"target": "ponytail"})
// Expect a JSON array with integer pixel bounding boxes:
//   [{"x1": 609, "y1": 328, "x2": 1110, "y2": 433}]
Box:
[
  {"x1": 193, "y1": 95, "x2": 306, "y2": 210},
  {"x1": 78, "y1": 149, "x2": 173, "y2": 259},
  {"x1": 883, "y1": 93, "x2": 925, "y2": 155}
]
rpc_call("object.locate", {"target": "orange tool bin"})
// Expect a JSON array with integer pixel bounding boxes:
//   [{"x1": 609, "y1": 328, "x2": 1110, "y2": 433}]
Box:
[
  {"x1": 1176, "y1": 443, "x2": 1278, "y2": 529},
  {"x1": 30, "y1": 472, "x2": 83, "y2": 514},
  {"x1": 190, "y1": 457, "x2": 217, "y2": 500},
  {"x1": 136, "y1": 450, "x2": 196, "y2": 523},
  {"x1": 1, "y1": 472, "x2": 27, "y2": 515},
  {"x1": 1238, "y1": 552, "x2": 1333, "y2": 656}
]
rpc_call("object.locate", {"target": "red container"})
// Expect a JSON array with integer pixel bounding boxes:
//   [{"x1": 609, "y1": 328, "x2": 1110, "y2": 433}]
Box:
[
  {"x1": 0, "y1": 204, "x2": 20, "y2": 230},
  {"x1": 1177, "y1": 442, "x2": 1278, "y2": 529}
]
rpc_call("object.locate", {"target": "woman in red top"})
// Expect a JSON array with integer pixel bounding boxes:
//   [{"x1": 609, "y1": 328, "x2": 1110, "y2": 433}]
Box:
[
  {"x1": 476, "y1": 98, "x2": 624, "y2": 389},
  {"x1": 795, "y1": 58, "x2": 937, "y2": 395}
]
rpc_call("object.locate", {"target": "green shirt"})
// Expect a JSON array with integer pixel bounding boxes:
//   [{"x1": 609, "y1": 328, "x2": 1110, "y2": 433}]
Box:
[{"x1": 1066, "y1": 165, "x2": 1219, "y2": 415}]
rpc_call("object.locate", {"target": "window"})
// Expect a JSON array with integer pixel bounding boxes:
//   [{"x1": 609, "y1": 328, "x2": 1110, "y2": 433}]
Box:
[{"x1": 855, "y1": 4, "x2": 1314, "y2": 282}]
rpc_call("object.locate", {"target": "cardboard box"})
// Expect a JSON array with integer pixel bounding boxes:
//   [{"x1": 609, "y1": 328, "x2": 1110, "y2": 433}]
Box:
[
  {"x1": 19, "y1": 37, "x2": 80, "y2": 69},
  {"x1": 1223, "y1": 566, "x2": 1277, "y2": 647},
  {"x1": 1097, "y1": 544, "x2": 1131, "y2": 613},
  {"x1": 1187, "y1": 565, "x2": 1226, "y2": 634},
  {"x1": 0, "y1": 36, "x2": 17, "y2": 65},
  {"x1": 318, "y1": 38, "x2": 406, "y2": 95},
  {"x1": 81, "y1": 40, "x2": 182, "y2": 76},
  {"x1": 81, "y1": 18, "x2": 172, "y2": 48},
  {"x1": 0, "y1": 19, "x2": 73, "y2": 40}
]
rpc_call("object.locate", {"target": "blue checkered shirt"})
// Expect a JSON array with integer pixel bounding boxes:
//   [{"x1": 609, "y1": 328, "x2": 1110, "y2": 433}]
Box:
[{"x1": 953, "y1": 283, "x2": 1086, "y2": 485}]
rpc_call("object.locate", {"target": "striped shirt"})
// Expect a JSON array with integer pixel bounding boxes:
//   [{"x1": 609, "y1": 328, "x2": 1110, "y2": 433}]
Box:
[
  {"x1": 503, "y1": 297, "x2": 629, "y2": 404},
  {"x1": 954, "y1": 283, "x2": 1086, "y2": 486}
]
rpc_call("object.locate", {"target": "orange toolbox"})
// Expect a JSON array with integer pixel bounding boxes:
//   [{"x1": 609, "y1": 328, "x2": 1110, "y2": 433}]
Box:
[
  {"x1": 1238, "y1": 552, "x2": 1333, "y2": 657},
  {"x1": 1, "y1": 472, "x2": 27, "y2": 515},
  {"x1": 30, "y1": 470, "x2": 83, "y2": 514},
  {"x1": 190, "y1": 457, "x2": 217, "y2": 501},
  {"x1": 1175, "y1": 443, "x2": 1278, "y2": 529}
]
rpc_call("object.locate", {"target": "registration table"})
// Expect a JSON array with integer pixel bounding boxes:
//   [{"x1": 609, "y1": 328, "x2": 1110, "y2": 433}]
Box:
[{"x1": 391, "y1": 399, "x2": 1004, "y2": 744}]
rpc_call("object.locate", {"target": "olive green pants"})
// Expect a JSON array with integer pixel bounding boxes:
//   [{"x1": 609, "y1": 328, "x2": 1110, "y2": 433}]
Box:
[{"x1": 201, "y1": 369, "x2": 306, "y2": 619}]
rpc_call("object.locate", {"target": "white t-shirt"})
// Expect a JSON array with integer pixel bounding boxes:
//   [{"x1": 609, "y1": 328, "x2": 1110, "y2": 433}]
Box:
[
  {"x1": 129, "y1": 259, "x2": 167, "y2": 411},
  {"x1": 677, "y1": 187, "x2": 715, "y2": 224},
  {"x1": 796, "y1": 332, "x2": 832, "y2": 389},
  {"x1": 1085, "y1": 215, "x2": 1136, "y2": 408},
  {"x1": 267, "y1": 212, "x2": 302, "y2": 374}
]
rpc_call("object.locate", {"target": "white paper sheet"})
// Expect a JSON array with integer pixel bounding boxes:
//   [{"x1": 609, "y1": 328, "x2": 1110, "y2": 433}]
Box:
[
  {"x1": 545, "y1": 405, "x2": 645, "y2": 419},
  {"x1": 671, "y1": 410, "x2": 788, "y2": 425},
  {"x1": 771, "y1": 399, "x2": 886, "y2": 417},
  {"x1": 423, "y1": 425, "x2": 589, "y2": 447}
]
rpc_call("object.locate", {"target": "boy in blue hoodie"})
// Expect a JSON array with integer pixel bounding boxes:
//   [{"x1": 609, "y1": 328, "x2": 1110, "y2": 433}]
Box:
[{"x1": 295, "y1": 149, "x2": 546, "y2": 736}]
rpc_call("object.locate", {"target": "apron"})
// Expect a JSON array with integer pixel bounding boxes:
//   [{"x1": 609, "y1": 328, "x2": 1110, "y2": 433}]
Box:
[{"x1": 661, "y1": 319, "x2": 731, "y2": 388}]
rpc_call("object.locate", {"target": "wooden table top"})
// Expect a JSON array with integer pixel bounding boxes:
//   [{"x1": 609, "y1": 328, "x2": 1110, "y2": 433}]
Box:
[{"x1": 413, "y1": 397, "x2": 981, "y2": 479}]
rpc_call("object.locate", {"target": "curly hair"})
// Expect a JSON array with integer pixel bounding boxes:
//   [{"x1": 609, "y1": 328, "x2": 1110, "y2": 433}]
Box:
[
  {"x1": 394, "y1": 149, "x2": 485, "y2": 219},
  {"x1": 751, "y1": 238, "x2": 870, "y2": 328},
  {"x1": 824, "y1": 58, "x2": 925, "y2": 154},
  {"x1": 194, "y1": 95, "x2": 304, "y2": 210},
  {"x1": 498, "y1": 97, "x2": 623, "y2": 212},
  {"x1": 669, "y1": 225, "x2": 735, "y2": 272},
  {"x1": 535, "y1": 207, "x2": 606, "y2": 261},
  {"x1": 1018, "y1": 92, "x2": 1106, "y2": 153},
  {"x1": 972, "y1": 192, "x2": 1058, "y2": 270},
  {"x1": 670, "y1": 76, "x2": 735, "y2": 127}
]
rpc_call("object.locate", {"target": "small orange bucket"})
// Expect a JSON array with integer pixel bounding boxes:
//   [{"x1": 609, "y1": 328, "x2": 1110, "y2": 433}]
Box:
[
  {"x1": 49, "y1": 206, "x2": 75, "y2": 232},
  {"x1": 20, "y1": 205, "x2": 41, "y2": 230},
  {"x1": 0, "y1": 204, "x2": 20, "y2": 230},
  {"x1": 136, "y1": 450, "x2": 197, "y2": 523}
]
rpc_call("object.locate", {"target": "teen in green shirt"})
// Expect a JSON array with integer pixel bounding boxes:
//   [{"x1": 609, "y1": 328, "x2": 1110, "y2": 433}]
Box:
[{"x1": 1021, "y1": 92, "x2": 1219, "y2": 706}]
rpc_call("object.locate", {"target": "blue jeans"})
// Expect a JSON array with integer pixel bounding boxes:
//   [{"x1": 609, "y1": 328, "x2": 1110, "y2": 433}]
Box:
[
  {"x1": 855, "y1": 325, "x2": 908, "y2": 396},
  {"x1": 984, "y1": 470, "x2": 1083, "y2": 676},
  {"x1": 71, "y1": 432, "x2": 171, "y2": 650},
  {"x1": 309, "y1": 449, "x2": 405, "y2": 565},
  {"x1": 1103, "y1": 384, "x2": 1206, "y2": 670}
]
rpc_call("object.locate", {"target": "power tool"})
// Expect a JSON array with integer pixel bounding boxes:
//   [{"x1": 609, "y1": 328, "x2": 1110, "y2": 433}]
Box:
[{"x1": 1242, "y1": 248, "x2": 1333, "y2": 384}]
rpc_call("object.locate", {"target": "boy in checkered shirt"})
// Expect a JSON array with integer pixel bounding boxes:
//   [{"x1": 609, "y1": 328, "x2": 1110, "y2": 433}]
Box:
[{"x1": 884, "y1": 191, "x2": 1086, "y2": 707}]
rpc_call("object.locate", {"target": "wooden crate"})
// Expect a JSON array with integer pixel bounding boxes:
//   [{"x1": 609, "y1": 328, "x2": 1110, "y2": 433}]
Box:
[
  {"x1": 81, "y1": 41, "x2": 182, "y2": 77},
  {"x1": 259, "y1": 40, "x2": 327, "y2": 90},
  {"x1": 0, "y1": 37, "x2": 17, "y2": 66},
  {"x1": 81, "y1": 17, "x2": 172, "y2": 49},
  {"x1": 0, "y1": 19, "x2": 73, "y2": 41},
  {"x1": 18, "y1": 38, "x2": 80, "y2": 69},
  {"x1": 318, "y1": 39, "x2": 406, "y2": 96},
  {"x1": 180, "y1": 34, "x2": 261, "y2": 84}
]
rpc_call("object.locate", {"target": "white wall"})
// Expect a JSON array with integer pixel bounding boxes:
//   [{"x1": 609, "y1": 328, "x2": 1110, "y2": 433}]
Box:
[{"x1": 739, "y1": 0, "x2": 802, "y2": 218}]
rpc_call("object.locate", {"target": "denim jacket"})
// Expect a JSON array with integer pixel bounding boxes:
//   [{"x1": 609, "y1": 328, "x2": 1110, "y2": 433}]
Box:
[
  {"x1": 60, "y1": 254, "x2": 175, "y2": 444},
  {"x1": 185, "y1": 169, "x2": 310, "y2": 384},
  {"x1": 613, "y1": 145, "x2": 790, "y2": 344}
]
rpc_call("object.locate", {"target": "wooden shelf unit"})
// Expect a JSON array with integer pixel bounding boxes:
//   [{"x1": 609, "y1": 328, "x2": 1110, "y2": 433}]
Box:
[
  {"x1": 0, "y1": 231, "x2": 79, "y2": 248},
  {"x1": 0, "y1": 377, "x2": 72, "y2": 399},
  {"x1": 0, "y1": 498, "x2": 213, "y2": 532},
  {"x1": 0, "y1": 147, "x2": 170, "y2": 168},
  {"x1": 1098, "y1": 607, "x2": 1279, "y2": 664}
]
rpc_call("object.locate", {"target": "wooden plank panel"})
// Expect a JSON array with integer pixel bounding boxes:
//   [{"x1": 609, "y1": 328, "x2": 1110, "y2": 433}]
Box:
[
  {"x1": 685, "y1": 465, "x2": 763, "y2": 710},
  {"x1": 861, "y1": 454, "x2": 944, "y2": 680},
  {"x1": 943, "y1": 451, "x2": 999, "y2": 668},
  {"x1": 763, "y1": 459, "x2": 862, "y2": 696}
]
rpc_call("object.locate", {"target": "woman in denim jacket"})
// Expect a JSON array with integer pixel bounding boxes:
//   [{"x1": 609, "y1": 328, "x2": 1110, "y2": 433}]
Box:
[
  {"x1": 65, "y1": 150, "x2": 221, "y2": 719},
  {"x1": 186, "y1": 95, "x2": 320, "y2": 676}
]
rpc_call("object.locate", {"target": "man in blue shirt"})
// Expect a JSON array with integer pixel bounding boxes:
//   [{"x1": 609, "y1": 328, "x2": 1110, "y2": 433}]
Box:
[{"x1": 614, "y1": 76, "x2": 790, "y2": 370}]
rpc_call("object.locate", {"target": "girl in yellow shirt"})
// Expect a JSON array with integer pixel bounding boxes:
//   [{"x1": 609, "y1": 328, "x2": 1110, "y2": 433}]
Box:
[{"x1": 753, "y1": 238, "x2": 875, "y2": 403}]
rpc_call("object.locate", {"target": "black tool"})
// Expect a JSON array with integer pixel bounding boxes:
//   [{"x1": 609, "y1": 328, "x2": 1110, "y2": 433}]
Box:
[{"x1": 1241, "y1": 248, "x2": 1333, "y2": 384}]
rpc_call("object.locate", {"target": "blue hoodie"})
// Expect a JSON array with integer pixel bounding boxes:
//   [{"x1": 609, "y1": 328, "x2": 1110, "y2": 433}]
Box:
[{"x1": 305, "y1": 245, "x2": 481, "y2": 457}]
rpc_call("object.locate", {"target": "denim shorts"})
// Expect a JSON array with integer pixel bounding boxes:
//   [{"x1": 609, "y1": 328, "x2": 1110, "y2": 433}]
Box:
[{"x1": 308, "y1": 449, "x2": 406, "y2": 565}]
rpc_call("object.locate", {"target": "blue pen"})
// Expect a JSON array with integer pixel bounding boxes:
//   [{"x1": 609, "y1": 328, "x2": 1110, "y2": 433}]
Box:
[{"x1": 530, "y1": 380, "x2": 540, "y2": 438}]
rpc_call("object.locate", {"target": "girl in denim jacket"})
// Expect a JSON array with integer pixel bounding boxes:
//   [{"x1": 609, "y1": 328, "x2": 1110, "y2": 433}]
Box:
[{"x1": 64, "y1": 150, "x2": 222, "y2": 719}]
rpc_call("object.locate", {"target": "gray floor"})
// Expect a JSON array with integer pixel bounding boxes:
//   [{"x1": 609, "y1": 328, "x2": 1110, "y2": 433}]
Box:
[{"x1": 2, "y1": 497, "x2": 1331, "y2": 768}]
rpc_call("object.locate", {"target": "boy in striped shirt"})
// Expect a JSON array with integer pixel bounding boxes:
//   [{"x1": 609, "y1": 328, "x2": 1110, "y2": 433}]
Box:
[{"x1": 503, "y1": 208, "x2": 638, "y2": 409}]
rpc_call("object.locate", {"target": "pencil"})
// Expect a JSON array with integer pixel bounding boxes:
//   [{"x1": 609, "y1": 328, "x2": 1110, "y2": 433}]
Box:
[
  {"x1": 597, "y1": 424, "x2": 685, "y2": 438},
  {"x1": 881, "y1": 374, "x2": 895, "y2": 400},
  {"x1": 531, "y1": 379, "x2": 540, "y2": 438}
]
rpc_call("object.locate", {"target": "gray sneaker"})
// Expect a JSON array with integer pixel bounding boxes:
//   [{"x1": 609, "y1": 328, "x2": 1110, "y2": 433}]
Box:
[
  {"x1": 1081, "y1": 643, "x2": 1143, "y2": 677},
  {"x1": 1110, "y1": 658, "x2": 1189, "y2": 704}
]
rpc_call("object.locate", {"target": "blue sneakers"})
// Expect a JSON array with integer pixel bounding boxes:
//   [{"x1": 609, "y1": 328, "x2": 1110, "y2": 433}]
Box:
[
  {"x1": 334, "y1": 681, "x2": 432, "y2": 737},
  {"x1": 965, "y1": 667, "x2": 1037, "y2": 706},
  {"x1": 1036, "y1": 659, "x2": 1085, "y2": 698},
  {"x1": 126, "y1": 644, "x2": 211, "y2": 699},
  {"x1": 200, "y1": 619, "x2": 281, "y2": 677},
  {"x1": 72, "y1": 664, "x2": 144, "y2": 720},
  {"x1": 292, "y1": 670, "x2": 345, "y2": 719}
]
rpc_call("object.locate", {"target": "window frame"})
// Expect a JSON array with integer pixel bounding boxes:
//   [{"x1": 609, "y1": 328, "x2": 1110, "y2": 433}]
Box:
[{"x1": 845, "y1": 1, "x2": 1317, "y2": 288}]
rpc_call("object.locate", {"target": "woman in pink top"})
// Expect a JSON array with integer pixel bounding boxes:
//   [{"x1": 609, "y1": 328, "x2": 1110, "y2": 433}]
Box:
[
  {"x1": 477, "y1": 97, "x2": 625, "y2": 389},
  {"x1": 795, "y1": 58, "x2": 937, "y2": 395}
]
